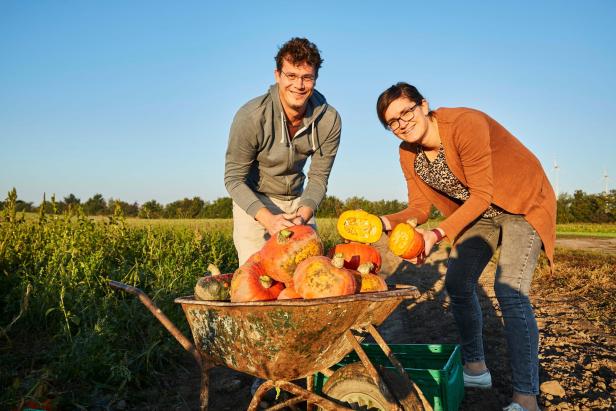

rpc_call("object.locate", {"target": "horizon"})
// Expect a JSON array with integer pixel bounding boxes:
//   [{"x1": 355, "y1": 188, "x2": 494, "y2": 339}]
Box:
[{"x1": 2, "y1": 1, "x2": 615, "y2": 204}]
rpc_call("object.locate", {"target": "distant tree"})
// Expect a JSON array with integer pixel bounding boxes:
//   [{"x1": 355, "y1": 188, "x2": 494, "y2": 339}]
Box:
[
  {"x1": 108, "y1": 199, "x2": 139, "y2": 217},
  {"x1": 317, "y1": 195, "x2": 344, "y2": 217},
  {"x1": 164, "y1": 197, "x2": 205, "y2": 218},
  {"x1": 556, "y1": 193, "x2": 574, "y2": 223},
  {"x1": 342, "y1": 196, "x2": 373, "y2": 213},
  {"x1": 139, "y1": 200, "x2": 163, "y2": 219},
  {"x1": 569, "y1": 190, "x2": 595, "y2": 222},
  {"x1": 83, "y1": 194, "x2": 107, "y2": 215},
  {"x1": 15, "y1": 200, "x2": 34, "y2": 212},
  {"x1": 59, "y1": 193, "x2": 81, "y2": 213},
  {"x1": 201, "y1": 197, "x2": 232, "y2": 218}
]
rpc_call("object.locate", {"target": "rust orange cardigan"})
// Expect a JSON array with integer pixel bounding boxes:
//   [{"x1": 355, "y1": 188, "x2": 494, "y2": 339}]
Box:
[{"x1": 384, "y1": 107, "x2": 556, "y2": 266}]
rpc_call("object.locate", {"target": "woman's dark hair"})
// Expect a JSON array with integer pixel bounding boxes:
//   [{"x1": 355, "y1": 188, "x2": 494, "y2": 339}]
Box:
[
  {"x1": 275, "y1": 37, "x2": 323, "y2": 78},
  {"x1": 376, "y1": 82, "x2": 431, "y2": 128}
]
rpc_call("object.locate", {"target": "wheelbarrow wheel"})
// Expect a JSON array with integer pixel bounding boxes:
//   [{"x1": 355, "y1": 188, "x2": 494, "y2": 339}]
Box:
[{"x1": 320, "y1": 362, "x2": 426, "y2": 410}]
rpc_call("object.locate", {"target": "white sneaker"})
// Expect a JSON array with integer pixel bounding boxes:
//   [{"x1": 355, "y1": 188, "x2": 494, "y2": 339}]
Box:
[
  {"x1": 463, "y1": 369, "x2": 492, "y2": 389},
  {"x1": 503, "y1": 402, "x2": 542, "y2": 411}
]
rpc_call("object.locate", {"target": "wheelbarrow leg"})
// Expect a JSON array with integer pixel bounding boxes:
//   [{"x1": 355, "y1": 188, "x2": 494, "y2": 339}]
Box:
[
  {"x1": 247, "y1": 380, "x2": 275, "y2": 411},
  {"x1": 199, "y1": 361, "x2": 214, "y2": 411},
  {"x1": 306, "y1": 374, "x2": 315, "y2": 411}
]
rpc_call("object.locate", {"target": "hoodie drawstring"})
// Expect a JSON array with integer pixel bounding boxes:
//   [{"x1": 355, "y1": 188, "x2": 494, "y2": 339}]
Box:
[
  {"x1": 311, "y1": 122, "x2": 316, "y2": 151},
  {"x1": 280, "y1": 112, "x2": 286, "y2": 144}
]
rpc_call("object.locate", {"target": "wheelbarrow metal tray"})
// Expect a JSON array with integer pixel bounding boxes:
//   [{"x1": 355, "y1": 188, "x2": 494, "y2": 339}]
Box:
[{"x1": 175, "y1": 287, "x2": 417, "y2": 381}]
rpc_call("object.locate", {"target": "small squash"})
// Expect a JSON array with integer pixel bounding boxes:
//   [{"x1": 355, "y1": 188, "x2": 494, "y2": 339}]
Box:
[
  {"x1": 336, "y1": 209, "x2": 383, "y2": 244},
  {"x1": 388, "y1": 219, "x2": 425, "y2": 259},
  {"x1": 277, "y1": 287, "x2": 302, "y2": 300},
  {"x1": 327, "y1": 242, "x2": 382, "y2": 273},
  {"x1": 194, "y1": 264, "x2": 233, "y2": 301},
  {"x1": 293, "y1": 253, "x2": 357, "y2": 299},
  {"x1": 259, "y1": 225, "x2": 324, "y2": 286},
  {"x1": 356, "y1": 262, "x2": 388, "y2": 293},
  {"x1": 230, "y1": 260, "x2": 284, "y2": 302}
]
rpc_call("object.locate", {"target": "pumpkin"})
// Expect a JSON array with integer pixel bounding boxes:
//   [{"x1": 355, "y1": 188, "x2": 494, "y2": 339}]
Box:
[
  {"x1": 230, "y1": 260, "x2": 284, "y2": 302},
  {"x1": 292, "y1": 253, "x2": 357, "y2": 299},
  {"x1": 336, "y1": 209, "x2": 383, "y2": 244},
  {"x1": 327, "y1": 242, "x2": 382, "y2": 273},
  {"x1": 194, "y1": 264, "x2": 233, "y2": 301},
  {"x1": 356, "y1": 262, "x2": 388, "y2": 293},
  {"x1": 388, "y1": 219, "x2": 425, "y2": 259},
  {"x1": 277, "y1": 287, "x2": 302, "y2": 300},
  {"x1": 259, "y1": 225, "x2": 324, "y2": 286}
]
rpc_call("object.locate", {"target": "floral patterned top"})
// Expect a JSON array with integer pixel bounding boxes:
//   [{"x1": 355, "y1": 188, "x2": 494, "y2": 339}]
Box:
[{"x1": 414, "y1": 145, "x2": 503, "y2": 218}]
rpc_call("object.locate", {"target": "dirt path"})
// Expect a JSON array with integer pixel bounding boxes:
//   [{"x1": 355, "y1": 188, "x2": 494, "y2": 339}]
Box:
[{"x1": 142, "y1": 238, "x2": 615, "y2": 411}]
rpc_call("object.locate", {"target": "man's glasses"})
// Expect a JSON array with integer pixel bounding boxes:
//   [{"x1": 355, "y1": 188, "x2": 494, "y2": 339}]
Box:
[
  {"x1": 387, "y1": 104, "x2": 419, "y2": 131},
  {"x1": 280, "y1": 70, "x2": 315, "y2": 85}
]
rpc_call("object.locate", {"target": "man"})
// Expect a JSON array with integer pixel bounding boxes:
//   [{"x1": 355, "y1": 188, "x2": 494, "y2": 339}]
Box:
[{"x1": 224, "y1": 37, "x2": 341, "y2": 265}]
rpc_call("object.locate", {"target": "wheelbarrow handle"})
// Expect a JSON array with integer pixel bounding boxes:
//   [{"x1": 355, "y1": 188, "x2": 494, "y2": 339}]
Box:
[{"x1": 108, "y1": 280, "x2": 202, "y2": 367}]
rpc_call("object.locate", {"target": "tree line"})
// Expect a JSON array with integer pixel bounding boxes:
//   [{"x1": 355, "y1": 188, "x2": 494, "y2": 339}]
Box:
[{"x1": 1, "y1": 188, "x2": 615, "y2": 223}]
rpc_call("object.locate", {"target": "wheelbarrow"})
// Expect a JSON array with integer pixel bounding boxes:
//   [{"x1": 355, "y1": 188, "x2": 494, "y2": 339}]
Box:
[{"x1": 109, "y1": 280, "x2": 433, "y2": 411}]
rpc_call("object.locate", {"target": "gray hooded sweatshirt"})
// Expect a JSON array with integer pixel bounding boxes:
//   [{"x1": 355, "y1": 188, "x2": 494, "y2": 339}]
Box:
[{"x1": 224, "y1": 84, "x2": 342, "y2": 218}]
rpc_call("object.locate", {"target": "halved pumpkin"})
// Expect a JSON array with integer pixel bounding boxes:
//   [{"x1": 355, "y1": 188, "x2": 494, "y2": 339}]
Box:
[{"x1": 336, "y1": 210, "x2": 383, "y2": 244}]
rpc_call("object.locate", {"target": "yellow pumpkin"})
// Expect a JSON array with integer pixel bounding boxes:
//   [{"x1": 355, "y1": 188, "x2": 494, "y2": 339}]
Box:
[{"x1": 336, "y1": 210, "x2": 383, "y2": 244}]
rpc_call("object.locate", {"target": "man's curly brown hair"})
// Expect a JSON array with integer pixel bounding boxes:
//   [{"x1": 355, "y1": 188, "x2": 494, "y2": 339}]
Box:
[{"x1": 275, "y1": 37, "x2": 323, "y2": 77}]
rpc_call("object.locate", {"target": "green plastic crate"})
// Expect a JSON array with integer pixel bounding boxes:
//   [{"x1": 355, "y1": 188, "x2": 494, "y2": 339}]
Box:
[{"x1": 314, "y1": 343, "x2": 464, "y2": 411}]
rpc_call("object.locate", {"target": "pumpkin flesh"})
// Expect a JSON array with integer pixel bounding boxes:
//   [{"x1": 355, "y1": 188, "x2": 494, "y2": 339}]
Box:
[{"x1": 336, "y1": 210, "x2": 383, "y2": 244}]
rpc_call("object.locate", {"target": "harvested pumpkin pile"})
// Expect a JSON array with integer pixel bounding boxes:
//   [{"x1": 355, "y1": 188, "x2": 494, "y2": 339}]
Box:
[{"x1": 194, "y1": 210, "x2": 406, "y2": 302}]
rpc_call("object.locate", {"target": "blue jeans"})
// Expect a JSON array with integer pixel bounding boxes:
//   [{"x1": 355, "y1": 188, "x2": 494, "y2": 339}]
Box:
[{"x1": 444, "y1": 214, "x2": 542, "y2": 395}]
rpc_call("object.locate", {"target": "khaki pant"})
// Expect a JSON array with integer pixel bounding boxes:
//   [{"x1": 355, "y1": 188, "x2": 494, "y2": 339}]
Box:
[{"x1": 232, "y1": 194, "x2": 316, "y2": 265}]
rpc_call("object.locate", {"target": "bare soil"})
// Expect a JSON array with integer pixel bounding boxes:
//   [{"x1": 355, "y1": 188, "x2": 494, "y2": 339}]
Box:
[{"x1": 135, "y1": 237, "x2": 615, "y2": 411}]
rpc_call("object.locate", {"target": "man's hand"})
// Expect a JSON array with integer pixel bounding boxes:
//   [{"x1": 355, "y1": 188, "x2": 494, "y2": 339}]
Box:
[
  {"x1": 255, "y1": 208, "x2": 295, "y2": 236},
  {"x1": 286, "y1": 206, "x2": 314, "y2": 226}
]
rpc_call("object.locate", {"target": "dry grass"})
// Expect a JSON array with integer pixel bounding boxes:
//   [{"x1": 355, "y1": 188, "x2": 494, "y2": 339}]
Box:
[{"x1": 536, "y1": 248, "x2": 616, "y2": 332}]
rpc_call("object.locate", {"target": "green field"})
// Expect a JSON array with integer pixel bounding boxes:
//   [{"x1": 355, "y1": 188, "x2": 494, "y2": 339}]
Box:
[{"x1": 1, "y1": 212, "x2": 614, "y2": 409}]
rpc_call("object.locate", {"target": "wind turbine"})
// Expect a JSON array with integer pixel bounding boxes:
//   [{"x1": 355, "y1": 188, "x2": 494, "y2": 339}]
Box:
[
  {"x1": 603, "y1": 168, "x2": 609, "y2": 195},
  {"x1": 553, "y1": 160, "x2": 560, "y2": 197}
]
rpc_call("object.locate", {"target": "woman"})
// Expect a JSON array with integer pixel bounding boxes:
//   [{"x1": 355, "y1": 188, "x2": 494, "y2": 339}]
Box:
[{"x1": 377, "y1": 83, "x2": 555, "y2": 411}]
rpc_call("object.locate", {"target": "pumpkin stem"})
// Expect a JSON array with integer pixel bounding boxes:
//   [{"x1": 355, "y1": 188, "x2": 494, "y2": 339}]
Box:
[
  {"x1": 207, "y1": 263, "x2": 221, "y2": 276},
  {"x1": 406, "y1": 218, "x2": 418, "y2": 228},
  {"x1": 277, "y1": 229, "x2": 293, "y2": 244},
  {"x1": 357, "y1": 262, "x2": 374, "y2": 275},
  {"x1": 331, "y1": 252, "x2": 346, "y2": 269},
  {"x1": 259, "y1": 275, "x2": 273, "y2": 289}
]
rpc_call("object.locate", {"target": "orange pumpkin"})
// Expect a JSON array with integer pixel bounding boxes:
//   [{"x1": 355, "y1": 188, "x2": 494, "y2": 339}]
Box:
[
  {"x1": 259, "y1": 225, "x2": 323, "y2": 286},
  {"x1": 356, "y1": 262, "x2": 388, "y2": 293},
  {"x1": 277, "y1": 287, "x2": 302, "y2": 300},
  {"x1": 292, "y1": 253, "x2": 357, "y2": 299},
  {"x1": 230, "y1": 260, "x2": 284, "y2": 302},
  {"x1": 388, "y1": 219, "x2": 425, "y2": 259},
  {"x1": 194, "y1": 264, "x2": 233, "y2": 301},
  {"x1": 336, "y1": 209, "x2": 383, "y2": 244},
  {"x1": 327, "y1": 242, "x2": 382, "y2": 273}
]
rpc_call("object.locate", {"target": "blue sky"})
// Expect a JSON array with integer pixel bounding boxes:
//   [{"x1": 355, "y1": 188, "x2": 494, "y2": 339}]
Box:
[{"x1": 1, "y1": 1, "x2": 615, "y2": 205}]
